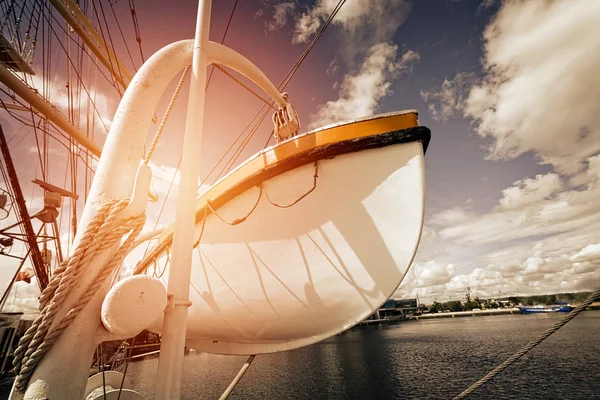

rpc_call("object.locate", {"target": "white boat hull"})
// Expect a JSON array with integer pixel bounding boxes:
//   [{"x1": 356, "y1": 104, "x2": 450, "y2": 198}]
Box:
[{"x1": 149, "y1": 139, "x2": 426, "y2": 355}]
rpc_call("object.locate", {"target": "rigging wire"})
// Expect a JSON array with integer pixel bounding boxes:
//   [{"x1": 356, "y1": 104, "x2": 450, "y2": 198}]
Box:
[
  {"x1": 204, "y1": 0, "x2": 347, "y2": 184},
  {"x1": 33, "y1": 1, "x2": 111, "y2": 134},
  {"x1": 206, "y1": 0, "x2": 238, "y2": 88},
  {"x1": 35, "y1": 1, "x2": 119, "y2": 93},
  {"x1": 453, "y1": 289, "x2": 600, "y2": 399},
  {"x1": 214, "y1": 64, "x2": 277, "y2": 110},
  {"x1": 141, "y1": 0, "x2": 241, "y2": 261},
  {"x1": 108, "y1": 0, "x2": 137, "y2": 72},
  {"x1": 31, "y1": 115, "x2": 46, "y2": 181},
  {"x1": 128, "y1": 0, "x2": 145, "y2": 64},
  {"x1": 0, "y1": 92, "x2": 99, "y2": 172},
  {"x1": 91, "y1": 0, "x2": 123, "y2": 96}
]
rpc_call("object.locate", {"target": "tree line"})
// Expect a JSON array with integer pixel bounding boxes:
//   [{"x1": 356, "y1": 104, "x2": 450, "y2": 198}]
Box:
[{"x1": 426, "y1": 291, "x2": 592, "y2": 313}]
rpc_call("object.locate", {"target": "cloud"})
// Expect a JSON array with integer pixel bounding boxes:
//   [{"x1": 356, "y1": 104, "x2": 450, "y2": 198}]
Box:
[
  {"x1": 397, "y1": 238, "x2": 600, "y2": 302},
  {"x1": 148, "y1": 161, "x2": 211, "y2": 199},
  {"x1": 149, "y1": 161, "x2": 181, "y2": 197},
  {"x1": 406, "y1": 153, "x2": 600, "y2": 302},
  {"x1": 430, "y1": 156, "x2": 600, "y2": 246},
  {"x1": 478, "y1": 0, "x2": 498, "y2": 11},
  {"x1": 420, "y1": 73, "x2": 477, "y2": 121},
  {"x1": 29, "y1": 74, "x2": 114, "y2": 135},
  {"x1": 412, "y1": 261, "x2": 456, "y2": 288},
  {"x1": 463, "y1": 0, "x2": 600, "y2": 174},
  {"x1": 326, "y1": 58, "x2": 339, "y2": 76},
  {"x1": 264, "y1": 1, "x2": 297, "y2": 32},
  {"x1": 308, "y1": 44, "x2": 419, "y2": 129},
  {"x1": 2, "y1": 277, "x2": 41, "y2": 316},
  {"x1": 292, "y1": 0, "x2": 412, "y2": 58},
  {"x1": 290, "y1": 1, "x2": 415, "y2": 131},
  {"x1": 496, "y1": 173, "x2": 562, "y2": 211},
  {"x1": 570, "y1": 244, "x2": 600, "y2": 263}
]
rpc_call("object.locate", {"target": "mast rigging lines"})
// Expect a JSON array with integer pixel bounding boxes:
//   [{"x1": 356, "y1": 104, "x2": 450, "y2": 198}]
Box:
[
  {"x1": 0, "y1": 0, "x2": 149, "y2": 306},
  {"x1": 206, "y1": 0, "x2": 348, "y2": 184}
]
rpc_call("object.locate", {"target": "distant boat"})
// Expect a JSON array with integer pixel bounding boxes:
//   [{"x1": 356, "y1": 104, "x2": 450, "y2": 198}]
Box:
[{"x1": 517, "y1": 305, "x2": 573, "y2": 314}]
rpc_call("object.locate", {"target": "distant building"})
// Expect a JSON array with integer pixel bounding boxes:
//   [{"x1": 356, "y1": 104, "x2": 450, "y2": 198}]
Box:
[
  {"x1": 394, "y1": 298, "x2": 419, "y2": 315},
  {"x1": 366, "y1": 298, "x2": 419, "y2": 321}
]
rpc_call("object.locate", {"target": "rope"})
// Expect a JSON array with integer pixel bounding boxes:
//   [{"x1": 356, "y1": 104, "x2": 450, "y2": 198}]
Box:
[
  {"x1": 192, "y1": 203, "x2": 209, "y2": 248},
  {"x1": 195, "y1": 161, "x2": 318, "y2": 247},
  {"x1": 262, "y1": 162, "x2": 319, "y2": 208},
  {"x1": 214, "y1": 64, "x2": 278, "y2": 110},
  {"x1": 143, "y1": 66, "x2": 190, "y2": 165},
  {"x1": 128, "y1": 0, "x2": 145, "y2": 64},
  {"x1": 207, "y1": 0, "x2": 347, "y2": 183},
  {"x1": 206, "y1": 0, "x2": 239, "y2": 89},
  {"x1": 206, "y1": 186, "x2": 263, "y2": 227},
  {"x1": 12, "y1": 198, "x2": 145, "y2": 392},
  {"x1": 219, "y1": 355, "x2": 256, "y2": 400},
  {"x1": 453, "y1": 289, "x2": 600, "y2": 399},
  {"x1": 109, "y1": 0, "x2": 137, "y2": 72}
]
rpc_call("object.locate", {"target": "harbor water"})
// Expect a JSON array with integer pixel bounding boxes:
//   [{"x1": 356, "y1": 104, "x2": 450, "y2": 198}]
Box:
[{"x1": 127, "y1": 311, "x2": 600, "y2": 399}]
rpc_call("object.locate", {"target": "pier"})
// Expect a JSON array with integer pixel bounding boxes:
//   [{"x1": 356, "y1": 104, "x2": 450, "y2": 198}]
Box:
[{"x1": 414, "y1": 308, "x2": 520, "y2": 319}]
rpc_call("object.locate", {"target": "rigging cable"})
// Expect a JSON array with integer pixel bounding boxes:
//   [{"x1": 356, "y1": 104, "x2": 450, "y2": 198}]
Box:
[
  {"x1": 91, "y1": 0, "x2": 123, "y2": 95},
  {"x1": 453, "y1": 289, "x2": 600, "y2": 399},
  {"x1": 108, "y1": 0, "x2": 137, "y2": 72},
  {"x1": 140, "y1": 0, "x2": 241, "y2": 262},
  {"x1": 213, "y1": 64, "x2": 277, "y2": 110},
  {"x1": 205, "y1": 0, "x2": 347, "y2": 183},
  {"x1": 206, "y1": 0, "x2": 238, "y2": 88},
  {"x1": 128, "y1": 0, "x2": 145, "y2": 64},
  {"x1": 35, "y1": 1, "x2": 112, "y2": 133}
]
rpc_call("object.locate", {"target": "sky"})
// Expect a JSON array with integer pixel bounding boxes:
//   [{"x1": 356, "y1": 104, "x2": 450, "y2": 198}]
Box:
[{"x1": 1, "y1": 0, "x2": 600, "y2": 315}]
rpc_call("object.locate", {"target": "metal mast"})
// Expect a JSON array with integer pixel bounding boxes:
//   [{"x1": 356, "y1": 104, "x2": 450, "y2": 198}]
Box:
[
  {"x1": 0, "y1": 125, "x2": 48, "y2": 290},
  {"x1": 154, "y1": 1, "x2": 211, "y2": 398}
]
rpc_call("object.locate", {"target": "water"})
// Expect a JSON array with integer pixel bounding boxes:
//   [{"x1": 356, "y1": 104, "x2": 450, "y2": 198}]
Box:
[{"x1": 127, "y1": 311, "x2": 600, "y2": 399}]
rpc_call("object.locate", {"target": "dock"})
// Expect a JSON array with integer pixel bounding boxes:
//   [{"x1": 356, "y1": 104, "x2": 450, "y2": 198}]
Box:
[{"x1": 414, "y1": 308, "x2": 520, "y2": 319}]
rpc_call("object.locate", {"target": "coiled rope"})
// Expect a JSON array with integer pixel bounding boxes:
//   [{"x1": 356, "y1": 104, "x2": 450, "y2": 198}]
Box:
[
  {"x1": 453, "y1": 289, "x2": 600, "y2": 399},
  {"x1": 12, "y1": 198, "x2": 146, "y2": 392}
]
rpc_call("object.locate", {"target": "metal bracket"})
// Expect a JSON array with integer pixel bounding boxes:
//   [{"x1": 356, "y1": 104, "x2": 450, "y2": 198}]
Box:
[{"x1": 165, "y1": 293, "x2": 192, "y2": 311}]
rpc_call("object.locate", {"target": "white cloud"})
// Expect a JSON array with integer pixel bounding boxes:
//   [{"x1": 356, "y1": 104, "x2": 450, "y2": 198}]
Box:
[
  {"x1": 265, "y1": 2, "x2": 296, "y2": 32},
  {"x1": 149, "y1": 161, "x2": 181, "y2": 197},
  {"x1": 496, "y1": 173, "x2": 562, "y2": 211},
  {"x1": 29, "y1": 75, "x2": 114, "y2": 135},
  {"x1": 406, "y1": 152, "x2": 600, "y2": 302},
  {"x1": 570, "y1": 244, "x2": 600, "y2": 263},
  {"x1": 290, "y1": 1, "x2": 415, "y2": 131},
  {"x1": 413, "y1": 261, "x2": 456, "y2": 288},
  {"x1": 463, "y1": 0, "x2": 600, "y2": 174},
  {"x1": 430, "y1": 156, "x2": 600, "y2": 246},
  {"x1": 308, "y1": 44, "x2": 419, "y2": 129},
  {"x1": 420, "y1": 73, "x2": 476, "y2": 121},
  {"x1": 148, "y1": 161, "x2": 211, "y2": 199},
  {"x1": 2, "y1": 277, "x2": 41, "y2": 317},
  {"x1": 292, "y1": 0, "x2": 412, "y2": 55},
  {"x1": 326, "y1": 58, "x2": 339, "y2": 76}
]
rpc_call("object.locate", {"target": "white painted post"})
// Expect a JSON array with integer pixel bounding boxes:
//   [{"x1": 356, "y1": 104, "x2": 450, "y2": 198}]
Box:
[{"x1": 153, "y1": 1, "x2": 211, "y2": 399}]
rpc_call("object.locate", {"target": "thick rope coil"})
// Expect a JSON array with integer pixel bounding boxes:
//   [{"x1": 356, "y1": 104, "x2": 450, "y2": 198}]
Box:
[
  {"x1": 12, "y1": 198, "x2": 146, "y2": 392},
  {"x1": 12, "y1": 199, "x2": 124, "y2": 373},
  {"x1": 453, "y1": 288, "x2": 600, "y2": 399}
]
